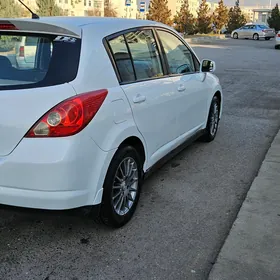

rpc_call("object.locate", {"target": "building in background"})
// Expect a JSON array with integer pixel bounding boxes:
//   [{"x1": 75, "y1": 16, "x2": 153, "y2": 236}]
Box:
[
  {"x1": 168, "y1": 0, "x2": 200, "y2": 18},
  {"x1": 84, "y1": 0, "x2": 104, "y2": 16}
]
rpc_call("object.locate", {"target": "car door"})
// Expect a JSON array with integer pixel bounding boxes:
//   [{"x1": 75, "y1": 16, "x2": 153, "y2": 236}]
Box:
[
  {"x1": 107, "y1": 29, "x2": 178, "y2": 164},
  {"x1": 248, "y1": 25, "x2": 256, "y2": 38},
  {"x1": 239, "y1": 26, "x2": 249, "y2": 38},
  {"x1": 156, "y1": 29, "x2": 209, "y2": 137}
]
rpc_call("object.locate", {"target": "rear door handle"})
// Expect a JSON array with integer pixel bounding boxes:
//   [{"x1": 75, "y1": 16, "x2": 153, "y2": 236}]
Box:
[
  {"x1": 177, "y1": 84, "x2": 186, "y2": 92},
  {"x1": 133, "y1": 94, "x2": 146, "y2": 103}
]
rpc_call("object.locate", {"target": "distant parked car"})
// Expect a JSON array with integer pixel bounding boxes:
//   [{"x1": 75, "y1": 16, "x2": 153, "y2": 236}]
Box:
[
  {"x1": 231, "y1": 24, "x2": 275, "y2": 40},
  {"x1": 15, "y1": 36, "x2": 38, "y2": 69},
  {"x1": 275, "y1": 31, "x2": 280, "y2": 49}
]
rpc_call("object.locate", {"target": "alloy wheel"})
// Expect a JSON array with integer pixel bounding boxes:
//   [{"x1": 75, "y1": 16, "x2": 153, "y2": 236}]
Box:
[
  {"x1": 210, "y1": 102, "x2": 219, "y2": 136},
  {"x1": 112, "y1": 157, "x2": 139, "y2": 216}
]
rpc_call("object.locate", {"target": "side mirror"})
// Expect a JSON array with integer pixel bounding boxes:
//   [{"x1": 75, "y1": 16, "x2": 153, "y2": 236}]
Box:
[{"x1": 200, "y1": 59, "x2": 216, "y2": 73}]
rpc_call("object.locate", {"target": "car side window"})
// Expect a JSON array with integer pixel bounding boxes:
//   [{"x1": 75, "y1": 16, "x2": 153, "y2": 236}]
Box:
[
  {"x1": 125, "y1": 29, "x2": 163, "y2": 80},
  {"x1": 108, "y1": 35, "x2": 135, "y2": 83},
  {"x1": 157, "y1": 30, "x2": 195, "y2": 75},
  {"x1": 249, "y1": 25, "x2": 256, "y2": 29}
]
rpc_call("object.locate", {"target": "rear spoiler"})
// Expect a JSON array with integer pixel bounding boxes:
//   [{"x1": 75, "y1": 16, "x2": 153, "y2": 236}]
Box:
[{"x1": 0, "y1": 19, "x2": 81, "y2": 38}]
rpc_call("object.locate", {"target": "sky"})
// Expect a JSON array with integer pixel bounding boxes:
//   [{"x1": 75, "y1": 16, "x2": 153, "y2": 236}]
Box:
[{"x1": 222, "y1": 0, "x2": 277, "y2": 7}]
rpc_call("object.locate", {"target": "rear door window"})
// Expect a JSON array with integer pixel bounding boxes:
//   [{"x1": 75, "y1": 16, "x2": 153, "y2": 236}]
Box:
[
  {"x1": 0, "y1": 33, "x2": 81, "y2": 90},
  {"x1": 124, "y1": 29, "x2": 163, "y2": 80}
]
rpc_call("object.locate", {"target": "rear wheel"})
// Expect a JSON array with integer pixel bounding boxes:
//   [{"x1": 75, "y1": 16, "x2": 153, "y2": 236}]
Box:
[
  {"x1": 233, "y1": 32, "x2": 238, "y2": 39},
  {"x1": 201, "y1": 96, "x2": 220, "y2": 142},
  {"x1": 97, "y1": 146, "x2": 143, "y2": 228},
  {"x1": 275, "y1": 45, "x2": 280, "y2": 49},
  {"x1": 253, "y1": 33, "x2": 259, "y2": 40}
]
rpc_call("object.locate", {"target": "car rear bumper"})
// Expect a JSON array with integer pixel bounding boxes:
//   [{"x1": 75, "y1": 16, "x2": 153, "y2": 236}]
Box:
[
  {"x1": 259, "y1": 34, "x2": 275, "y2": 38},
  {"x1": 0, "y1": 134, "x2": 116, "y2": 210}
]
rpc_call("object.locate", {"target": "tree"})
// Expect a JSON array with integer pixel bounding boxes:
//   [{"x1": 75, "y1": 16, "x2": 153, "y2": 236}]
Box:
[
  {"x1": 196, "y1": 0, "x2": 212, "y2": 34},
  {"x1": 213, "y1": 0, "x2": 228, "y2": 34},
  {"x1": 36, "y1": 0, "x2": 64, "y2": 16},
  {"x1": 267, "y1": 4, "x2": 280, "y2": 32},
  {"x1": 0, "y1": 0, "x2": 22, "y2": 18},
  {"x1": 174, "y1": 0, "x2": 195, "y2": 35},
  {"x1": 104, "y1": 0, "x2": 117, "y2": 17},
  {"x1": 147, "y1": 0, "x2": 172, "y2": 25},
  {"x1": 227, "y1": 5, "x2": 247, "y2": 33}
]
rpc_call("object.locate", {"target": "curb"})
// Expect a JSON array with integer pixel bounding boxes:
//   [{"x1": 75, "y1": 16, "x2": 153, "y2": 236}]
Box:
[
  {"x1": 208, "y1": 129, "x2": 280, "y2": 280},
  {"x1": 184, "y1": 36, "x2": 229, "y2": 44}
]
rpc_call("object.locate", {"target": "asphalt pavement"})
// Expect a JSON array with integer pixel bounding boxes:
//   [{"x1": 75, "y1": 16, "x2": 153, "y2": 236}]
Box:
[{"x1": 1, "y1": 38, "x2": 280, "y2": 280}]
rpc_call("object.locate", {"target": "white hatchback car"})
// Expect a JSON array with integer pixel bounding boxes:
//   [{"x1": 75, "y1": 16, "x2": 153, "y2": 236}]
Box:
[{"x1": 0, "y1": 17, "x2": 223, "y2": 227}]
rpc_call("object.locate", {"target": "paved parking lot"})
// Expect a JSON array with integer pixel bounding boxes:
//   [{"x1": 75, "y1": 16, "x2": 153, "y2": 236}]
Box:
[{"x1": 1, "y1": 38, "x2": 280, "y2": 280}]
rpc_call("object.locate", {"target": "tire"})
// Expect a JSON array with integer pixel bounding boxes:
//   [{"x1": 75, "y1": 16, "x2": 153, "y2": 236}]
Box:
[
  {"x1": 275, "y1": 45, "x2": 280, "y2": 49},
  {"x1": 201, "y1": 96, "x2": 220, "y2": 142},
  {"x1": 233, "y1": 32, "x2": 238, "y2": 39},
  {"x1": 253, "y1": 33, "x2": 259, "y2": 40},
  {"x1": 97, "y1": 146, "x2": 143, "y2": 228},
  {"x1": 265, "y1": 37, "x2": 271, "y2": 41}
]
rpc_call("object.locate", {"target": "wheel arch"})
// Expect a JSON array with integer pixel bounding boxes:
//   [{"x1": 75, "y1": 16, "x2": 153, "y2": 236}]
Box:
[{"x1": 119, "y1": 136, "x2": 146, "y2": 168}]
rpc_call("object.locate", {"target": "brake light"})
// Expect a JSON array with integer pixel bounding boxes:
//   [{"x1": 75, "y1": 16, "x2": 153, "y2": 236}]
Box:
[
  {"x1": 25, "y1": 89, "x2": 108, "y2": 138},
  {"x1": 262, "y1": 29, "x2": 268, "y2": 33},
  {"x1": 19, "y1": 46, "x2": 24, "y2": 57},
  {"x1": 0, "y1": 23, "x2": 18, "y2": 30},
  {"x1": 277, "y1": 34, "x2": 280, "y2": 37}
]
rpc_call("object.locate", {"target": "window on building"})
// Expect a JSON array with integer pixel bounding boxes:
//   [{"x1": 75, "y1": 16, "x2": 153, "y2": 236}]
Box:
[
  {"x1": 65, "y1": 0, "x2": 68, "y2": 3},
  {"x1": 84, "y1": 0, "x2": 87, "y2": 6},
  {"x1": 89, "y1": 0, "x2": 92, "y2": 6}
]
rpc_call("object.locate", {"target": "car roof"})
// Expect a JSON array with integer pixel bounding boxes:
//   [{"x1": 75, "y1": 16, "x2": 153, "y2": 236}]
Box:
[{"x1": 0, "y1": 17, "x2": 168, "y2": 38}]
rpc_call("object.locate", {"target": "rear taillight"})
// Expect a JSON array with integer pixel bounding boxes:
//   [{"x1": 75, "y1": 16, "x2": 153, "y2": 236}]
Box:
[
  {"x1": 262, "y1": 29, "x2": 268, "y2": 33},
  {"x1": 277, "y1": 34, "x2": 280, "y2": 37},
  {"x1": 25, "y1": 89, "x2": 108, "y2": 138},
  {"x1": 19, "y1": 46, "x2": 24, "y2": 57}
]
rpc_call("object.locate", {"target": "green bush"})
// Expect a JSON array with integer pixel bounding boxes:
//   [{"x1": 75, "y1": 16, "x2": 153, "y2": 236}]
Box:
[{"x1": 0, "y1": 36, "x2": 15, "y2": 52}]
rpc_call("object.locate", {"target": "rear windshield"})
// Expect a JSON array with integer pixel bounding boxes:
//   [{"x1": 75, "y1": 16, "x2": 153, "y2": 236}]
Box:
[{"x1": 0, "y1": 33, "x2": 81, "y2": 90}]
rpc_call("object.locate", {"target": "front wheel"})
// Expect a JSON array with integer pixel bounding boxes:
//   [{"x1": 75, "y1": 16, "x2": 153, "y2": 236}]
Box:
[
  {"x1": 233, "y1": 32, "x2": 238, "y2": 39},
  {"x1": 275, "y1": 45, "x2": 280, "y2": 49},
  {"x1": 97, "y1": 146, "x2": 143, "y2": 228},
  {"x1": 201, "y1": 96, "x2": 220, "y2": 142}
]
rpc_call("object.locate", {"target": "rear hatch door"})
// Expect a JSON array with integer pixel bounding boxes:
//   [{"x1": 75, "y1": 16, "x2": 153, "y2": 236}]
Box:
[{"x1": 0, "y1": 19, "x2": 81, "y2": 156}]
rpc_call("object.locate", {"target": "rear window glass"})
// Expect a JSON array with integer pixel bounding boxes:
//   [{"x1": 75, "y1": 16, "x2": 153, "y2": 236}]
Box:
[
  {"x1": 0, "y1": 33, "x2": 81, "y2": 90},
  {"x1": 258, "y1": 25, "x2": 268, "y2": 29}
]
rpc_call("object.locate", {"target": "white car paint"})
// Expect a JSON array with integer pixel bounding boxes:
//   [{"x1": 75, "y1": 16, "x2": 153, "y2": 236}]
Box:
[
  {"x1": 0, "y1": 17, "x2": 223, "y2": 211},
  {"x1": 275, "y1": 31, "x2": 280, "y2": 49}
]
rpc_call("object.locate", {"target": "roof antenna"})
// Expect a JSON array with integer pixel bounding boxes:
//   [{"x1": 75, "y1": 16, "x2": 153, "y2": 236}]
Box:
[{"x1": 17, "y1": 0, "x2": 40, "y2": 19}]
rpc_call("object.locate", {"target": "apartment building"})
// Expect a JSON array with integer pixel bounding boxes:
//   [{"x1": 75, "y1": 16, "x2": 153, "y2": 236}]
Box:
[
  {"x1": 168, "y1": 0, "x2": 200, "y2": 18},
  {"x1": 84, "y1": 0, "x2": 104, "y2": 16}
]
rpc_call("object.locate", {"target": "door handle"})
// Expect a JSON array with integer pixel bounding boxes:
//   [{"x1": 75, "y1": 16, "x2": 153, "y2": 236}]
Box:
[
  {"x1": 177, "y1": 84, "x2": 186, "y2": 92},
  {"x1": 133, "y1": 94, "x2": 146, "y2": 103}
]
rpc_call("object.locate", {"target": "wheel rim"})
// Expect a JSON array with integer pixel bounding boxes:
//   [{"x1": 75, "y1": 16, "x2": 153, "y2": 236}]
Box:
[
  {"x1": 210, "y1": 102, "x2": 219, "y2": 136},
  {"x1": 112, "y1": 157, "x2": 139, "y2": 216},
  {"x1": 234, "y1": 33, "x2": 238, "y2": 39},
  {"x1": 254, "y1": 34, "x2": 258, "y2": 40}
]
